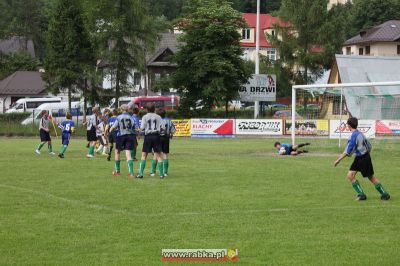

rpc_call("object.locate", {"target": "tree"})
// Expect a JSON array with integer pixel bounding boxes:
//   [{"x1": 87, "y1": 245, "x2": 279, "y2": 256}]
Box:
[
  {"x1": 349, "y1": 0, "x2": 400, "y2": 37},
  {"x1": 88, "y1": 0, "x2": 165, "y2": 107},
  {"x1": 172, "y1": 0, "x2": 252, "y2": 113},
  {"x1": 0, "y1": 52, "x2": 40, "y2": 80},
  {"x1": 45, "y1": 0, "x2": 95, "y2": 111},
  {"x1": 231, "y1": 0, "x2": 282, "y2": 14},
  {"x1": 269, "y1": 0, "x2": 333, "y2": 88}
]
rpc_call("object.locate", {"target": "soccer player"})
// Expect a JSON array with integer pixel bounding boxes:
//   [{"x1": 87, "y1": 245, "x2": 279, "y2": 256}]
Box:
[
  {"x1": 83, "y1": 107, "x2": 100, "y2": 158},
  {"x1": 334, "y1": 117, "x2": 390, "y2": 201},
  {"x1": 130, "y1": 106, "x2": 141, "y2": 161},
  {"x1": 35, "y1": 110, "x2": 55, "y2": 155},
  {"x1": 105, "y1": 109, "x2": 118, "y2": 161},
  {"x1": 150, "y1": 109, "x2": 176, "y2": 177},
  {"x1": 137, "y1": 102, "x2": 164, "y2": 179},
  {"x1": 274, "y1": 141, "x2": 310, "y2": 155},
  {"x1": 95, "y1": 116, "x2": 108, "y2": 155},
  {"x1": 56, "y1": 113, "x2": 75, "y2": 158},
  {"x1": 109, "y1": 105, "x2": 137, "y2": 177}
]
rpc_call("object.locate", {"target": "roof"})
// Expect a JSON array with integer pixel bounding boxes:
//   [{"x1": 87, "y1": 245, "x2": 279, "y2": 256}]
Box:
[
  {"x1": 146, "y1": 33, "x2": 179, "y2": 65},
  {"x1": 344, "y1": 20, "x2": 400, "y2": 45},
  {"x1": 0, "y1": 36, "x2": 35, "y2": 57},
  {"x1": 331, "y1": 54, "x2": 400, "y2": 118},
  {"x1": 0, "y1": 71, "x2": 46, "y2": 96},
  {"x1": 241, "y1": 13, "x2": 288, "y2": 48}
]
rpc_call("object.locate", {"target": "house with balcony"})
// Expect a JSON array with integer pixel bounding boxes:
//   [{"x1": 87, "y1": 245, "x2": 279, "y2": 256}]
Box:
[{"x1": 342, "y1": 20, "x2": 400, "y2": 57}]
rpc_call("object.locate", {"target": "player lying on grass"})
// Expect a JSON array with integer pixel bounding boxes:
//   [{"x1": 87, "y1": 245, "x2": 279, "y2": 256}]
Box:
[
  {"x1": 334, "y1": 117, "x2": 390, "y2": 201},
  {"x1": 35, "y1": 110, "x2": 55, "y2": 155},
  {"x1": 55, "y1": 113, "x2": 75, "y2": 158},
  {"x1": 274, "y1": 142, "x2": 310, "y2": 155},
  {"x1": 109, "y1": 105, "x2": 137, "y2": 177}
]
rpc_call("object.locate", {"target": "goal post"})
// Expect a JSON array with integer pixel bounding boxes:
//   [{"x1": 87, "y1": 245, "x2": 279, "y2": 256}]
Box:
[{"x1": 291, "y1": 81, "x2": 400, "y2": 146}]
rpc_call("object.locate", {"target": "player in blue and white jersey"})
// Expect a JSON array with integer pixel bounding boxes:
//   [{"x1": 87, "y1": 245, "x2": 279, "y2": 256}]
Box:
[
  {"x1": 105, "y1": 109, "x2": 119, "y2": 161},
  {"x1": 274, "y1": 142, "x2": 310, "y2": 155},
  {"x1": 56, "y1": 113, "x2": 75, "y2": 158},
  {"x1": 130, "y1": 106, "x2": 141, "y2": 161},
  {"x1": 109, "y1": 105, "x2": 137, "y2": 177},
  {"x1": 334, "y1": 117, "x2": 390, "y2": 201}
]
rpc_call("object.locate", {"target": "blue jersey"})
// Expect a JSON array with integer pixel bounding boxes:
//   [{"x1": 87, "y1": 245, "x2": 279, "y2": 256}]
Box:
[
  {"x1": 132, "y1": 114, "x2": 140, "y2": 130},
  {"x1": 106, "y1": 116, "x2": 118, "y2": 133},
  {"x1": 111, "y1": 112, "x2": 136, "y2": 136},
  {"x1": 281, "y1": 143, "x2": 293, "y2": 155},
  {"x1": 160, "y1": 118, "x2": 176, "y2": 137},
  {"x1": 58, "y1": 120, "x2": 75, "y2": 135},
  {"x1": 345, "y1": 130, "x2": 370, "y2": 157}
]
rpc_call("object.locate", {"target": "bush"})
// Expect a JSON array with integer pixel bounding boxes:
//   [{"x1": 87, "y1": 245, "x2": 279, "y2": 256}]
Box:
[{"x1": 0, "y1": 112, "x2": 31, "y2": 123}]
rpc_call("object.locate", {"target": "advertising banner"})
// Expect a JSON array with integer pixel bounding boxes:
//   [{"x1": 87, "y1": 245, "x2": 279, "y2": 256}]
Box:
[
  {"x1": 235, "y1": 119, "x2": 283, "y2": 135},
  {"x1": 172, "y1": 119, "x2": 191, "y2": 137},
  {"x1": 239, "y1": 74, "x2": 276, "y2": 102},
  {"x1": 285, "y1": 120, "x2": 329, "y2": 136},
  {"x1": 329, "y1": 120, "x2": 376, "y2": 139},
  {"x1": 376, "y1": 120, "x2": 400, "y2": 135},
  {"x1": 191, "y1": 119, "x2": 235, "y2": 138}
]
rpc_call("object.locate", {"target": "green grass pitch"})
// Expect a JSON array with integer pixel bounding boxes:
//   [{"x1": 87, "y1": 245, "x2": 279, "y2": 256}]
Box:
[{"x1": 0, "y1": 137, "x2": 399, "y2": 265}]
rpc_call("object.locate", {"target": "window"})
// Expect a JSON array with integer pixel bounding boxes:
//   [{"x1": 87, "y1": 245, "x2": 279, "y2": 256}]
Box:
[
  {"x1": 359, "y1": 48, "x2": 364, "y2": 55},
  {"x1": 365, "y1": 46, "x2": 370, "y2": 55},
  {"x1": 266, "y1": 49, "x2": 276, "y2": 61},
  {"x1": 346, "y1": 47, "x2": 351, "y2": 55},
  {"x1": 397, "y1": 45, "x2": 400, "y2": 55},
  {"x1": 155, "y1": 73, "x2": 161, "y2": 81},
  {"x1": 271, "y1": 30, "x2": 275, "y2": 36},
  {"x1": 242, "y1": 28, "x2": 251, "y2": 40},
  {"x1": 133, "y1": 72, "x2": 141, "y2": 86},
  {"x1": 26, "y1": 102, "x2": 41, "y2": 109}
]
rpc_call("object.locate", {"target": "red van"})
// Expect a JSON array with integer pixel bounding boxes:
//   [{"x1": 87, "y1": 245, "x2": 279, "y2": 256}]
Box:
[{"x1": 132, "y1": 96, "x2": 180, "y2": 110}]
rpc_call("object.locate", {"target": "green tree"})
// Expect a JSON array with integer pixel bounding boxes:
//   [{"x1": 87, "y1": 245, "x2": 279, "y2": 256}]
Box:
[
  {"x1": 172, "y1": 0, "x2": 252, "y2": 113},
  {"x1": 0, "y1": 52, "x2": 40, "y2": 80},
  {"x1": 231, "y1": 0, "x2": 282, "y2": 13},
  {"x1": 350, "y1": 0, "x2": 400, "y2": 37},
  {"x1": 88, "y1": 0, "x2": 165, "y2": 107},
  {"x1": 45, "y1": 0, "x2": 95, "y2": 111},
  {"x1": 269, "y1": 0, "x2": 332, "y2": 88}
]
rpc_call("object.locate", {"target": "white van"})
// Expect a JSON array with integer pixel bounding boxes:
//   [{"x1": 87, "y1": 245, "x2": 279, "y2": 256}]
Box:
[
  {"x1": 21, "y1": 102, "x2": 85, "y2": 125},
  {"x1": 6, "y1": 97, "x2": 62, "y2": 113}
]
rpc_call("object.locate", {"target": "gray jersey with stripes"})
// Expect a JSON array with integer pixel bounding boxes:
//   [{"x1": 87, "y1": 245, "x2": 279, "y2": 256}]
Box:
[
  {"x1": 39, "y1": 117, "x2": 49, "y2": 130},
  {"x1": 140, "y1": 113, "x2": 162, "y2": 135},
  {"x1": 111, "y1": 112, "x2": 136, "y2": 136}
]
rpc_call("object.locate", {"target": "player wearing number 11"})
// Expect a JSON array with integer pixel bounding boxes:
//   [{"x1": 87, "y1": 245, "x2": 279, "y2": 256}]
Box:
[{"x1": 109, "y1": 105, "x2": 137, "y2": 177}]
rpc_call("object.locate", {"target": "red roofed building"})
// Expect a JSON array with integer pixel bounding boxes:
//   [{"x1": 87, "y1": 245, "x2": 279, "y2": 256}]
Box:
[{"x1": 240, "y1": 13, "x2": 289, "y2": 62}]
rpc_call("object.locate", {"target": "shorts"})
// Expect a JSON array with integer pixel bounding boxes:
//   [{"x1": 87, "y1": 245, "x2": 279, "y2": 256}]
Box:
[
  {"x1": 160, "y1": 136, "x2": 170, "y2": 154},
  {"x1": 350, "y1": 153, "x2": 374, "y2": 177},
  {"x1": 142, "y1": 134, "x2": 162, "y2": 153},
  {"x1": 62, "y1": 133, "x2": 71, "y2": 146},
  {"x1": 108, "y1": 132, "x2": 117, "y2": 144},
  {"x1": 116, "y1": 134, "x2": 136, "y2": 151},
  {"x1": 87, "y1": 127, "x2": 97, "y2": 142},
  {"x1": 40, "y1": 129, "x2": 51, "y2": 142},
  {"x1": 285, "y1": 147, "x2": 293, "y2": 155}
]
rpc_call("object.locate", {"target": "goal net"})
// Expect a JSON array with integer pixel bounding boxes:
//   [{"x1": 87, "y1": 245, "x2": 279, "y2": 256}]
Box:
[{"x1": 291, "y1": 81, "x2": 400, "y2": 145}]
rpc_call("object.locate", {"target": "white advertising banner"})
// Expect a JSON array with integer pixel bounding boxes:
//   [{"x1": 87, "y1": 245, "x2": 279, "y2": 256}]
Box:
[
  {"x1": 239, "y1": 74, "x2": 276, "y2": 101},
  {"x1": 191, "y1": 119, "x2": 235, "y2": 138},
  {"x1": 235, "y1": 119, "x2": 283, "y2": 135},
  {"x1": 329, "y1": 120, "x2": 376, "y2": 139}
]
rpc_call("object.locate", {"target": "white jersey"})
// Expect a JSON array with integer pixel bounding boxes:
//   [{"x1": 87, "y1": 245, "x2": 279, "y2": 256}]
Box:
[
  {"x1": 140, "y1": 113, "x2": 162, "y2": 135},
  {"x1": 86, "y1": 114, "x2": 97, "y2": 130},
  {"x1": 96, "y1": 121, "x2": 105, "y2": 136}
]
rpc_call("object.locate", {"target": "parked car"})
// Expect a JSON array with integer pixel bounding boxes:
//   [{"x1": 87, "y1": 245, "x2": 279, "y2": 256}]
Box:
[
  {"x1": 6, "y1": 97, "x2": 62, "y2": 113},
  {"x1": 273, "y1": 110, "x2": 303, "y2": 119},
  {"x1": 21, "y1": 102, "x2": 85, "y2": 125}
]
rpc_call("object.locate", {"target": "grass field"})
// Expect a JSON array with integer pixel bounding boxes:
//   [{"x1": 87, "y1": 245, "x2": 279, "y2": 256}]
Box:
[{"x1": 0, "y1": 137, "x2": 399, "y2": 265}]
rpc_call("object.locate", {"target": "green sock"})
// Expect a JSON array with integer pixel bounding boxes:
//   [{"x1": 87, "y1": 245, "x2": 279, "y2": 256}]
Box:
[
  {"x1": 139, "y1": 160, "x2": 146, "y2": 176},
  {"x1": 115, "y1": 160, "x2": 121, "y2": 172},
  {"x1": 151, "y1": 160, "x2": 157, "y2": 174},
  {"x1": 37, "y1": 143, "x2": 45, "y2": 151},
  {"x1": 164, "y1": 159, "x2": 169, "y2": 174},
  {"x1": 352, "y1": 180, "x2": 365, "y2": 196},
  {"x1": 89, "y1": 146, "x2": 95, "y2": 156},
  {"x1": 375, "y1": 183, "x2": 388, "y2": 196},
  {"x1": 158, "y1": 160, "x2": 164, "y2": 177},
  {"x1": 127, "y1": 160, "x2": 134, "y2": 174},
  {"x1": 48, "y1": 143, "x2": 52, "y2": 152},
  {"x1": 131, "y1": 148, "x2": 137, "y2": 159},
  {"x1": 60, "y1": 145, "x2": 67, "y2": 155}
]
